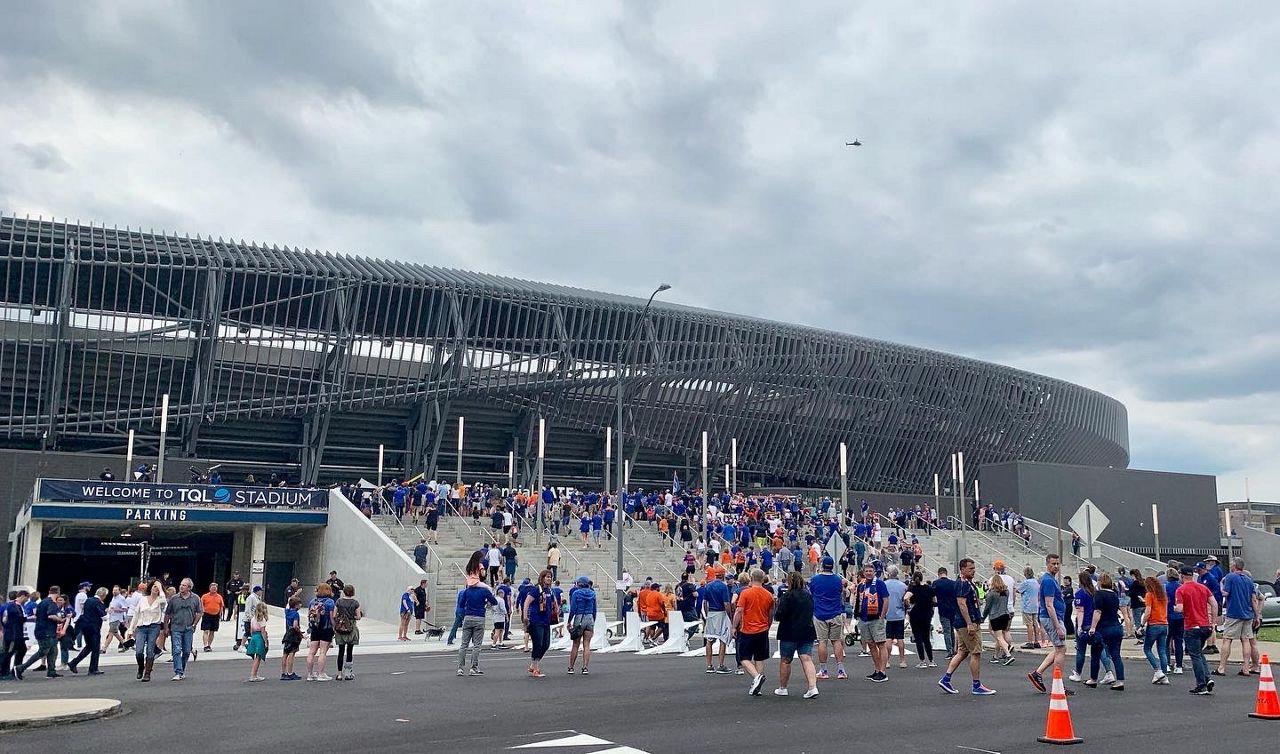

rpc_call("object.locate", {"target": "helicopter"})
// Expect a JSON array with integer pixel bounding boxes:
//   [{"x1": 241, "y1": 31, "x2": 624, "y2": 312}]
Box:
[{"x1": 845, "y1": 139, "x2": 863, "y2": 147}]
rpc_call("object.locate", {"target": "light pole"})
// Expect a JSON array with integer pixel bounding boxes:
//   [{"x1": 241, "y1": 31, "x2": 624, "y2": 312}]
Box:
[
  {"x1": 456, "y1": 416, "x2": 464, "y2": 486},
  {"x1": 126, "y1": 429, "x2": 135, "y2": 481},
  {"x1": 536, "y1": 417, "x2": 545, "y2": 545},
  {"x1": 701, "y1": 431, "x2": 709, "y2": 517},
  {"x1": 839, "y1": 442, "x2": 848, "y2": 522},
  {"x1": 1152, "y1": 503, "x2": 1160, "y2": 563},
  {"x1": 507, "y1": 450, "x2": 514, "y2": 491},
  {"x1": 731, "y1": 437, "x2": 738, "y2": 494},
  {"x1": 377, "y1": 444, "x2": 385, "y2": 487},
  {"x1": 958, "y1": 452, "x2": 967, "y2": 559},
  {"x1": 156, "y1": 393, "x2": 170, "y2": 483},
  {"x1": 605, "y1": 426, "x2": 612, "y2": 494},
  {"x1": 615, "y1": 283, "x2": 671, "y2": 621}
]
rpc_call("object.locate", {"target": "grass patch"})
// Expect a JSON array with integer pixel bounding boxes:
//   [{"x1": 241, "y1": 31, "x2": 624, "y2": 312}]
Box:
[{"x1": 1259, "y1": 626, "x2": 1280, "y2": 643}]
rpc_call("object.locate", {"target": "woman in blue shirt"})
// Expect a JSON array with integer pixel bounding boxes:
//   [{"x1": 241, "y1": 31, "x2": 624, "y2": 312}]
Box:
[
  {"x1": 522, "y1": 570, "x2": 558, "y2": 678},
  {"x1": 566, "y1": 576, "x2": 597, "y2": 675},
  {"x1": 1071, "y1": 571, "x2": 1113, "y2": 683},
  {"x1": 1086, "y1": 573, "x2": 1125, "y2": 690}
]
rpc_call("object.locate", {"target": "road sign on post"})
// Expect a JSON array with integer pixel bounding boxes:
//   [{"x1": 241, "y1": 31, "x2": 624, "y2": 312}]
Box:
[{"x1": 1067, "y1": 499, "x2": 1110, "y2": 559}]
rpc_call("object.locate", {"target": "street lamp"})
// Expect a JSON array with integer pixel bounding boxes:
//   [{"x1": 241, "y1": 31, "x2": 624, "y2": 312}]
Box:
[{"x1": 615, "y1": 282, "x2": 671, "y2": 621}]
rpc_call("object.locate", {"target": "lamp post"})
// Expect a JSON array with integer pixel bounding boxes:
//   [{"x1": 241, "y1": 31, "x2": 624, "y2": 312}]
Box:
[
  {"x1": 1152, "y1": 503, "x2": 1160, "y2": 563},
  {"x1": 701, "y1": 431, "x2": 709, "y2": 515},
  {"x1": 839, "y1": 442, "x2": 848, "y2": 522},
  {"x1": 156, "y1": 393, "x2": 170, "y2": 483},
  {"x1": 507, "y1": 450, "x2": 514, "y2": 491},
  {"x1": 126, "y1": 429, "x2": 135, "y2": 481},
  {"x1": 731, "y1": 437, "x2": 738, "y2": 494},
  {"x1": 377, "y1": 444, "x2": 385, "y2": 487},
  {"x1": 615, "y1": 283, "x2": 671, "y2": 621},
  {"x1": 536, "y1": 417, "x2": 545, "y2": 545},
  {"x1": 605, "y1": 426, "x2": 612, "y2": 494},
  {"x1": 958, "y1": 452, "x2": 967, "y2": 559},
  {"x1": 456, "y1": 416, "x2": 464, "y2": 486}
]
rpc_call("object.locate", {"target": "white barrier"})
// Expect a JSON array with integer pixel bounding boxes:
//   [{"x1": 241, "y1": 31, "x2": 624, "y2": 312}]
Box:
[
  {"x1": 555, "y1": 611, "x2": 613, "y2": 651},
  {"x1": 597, "y1": 612, "x2": 653, "y2": 654},
  {"x1": 637, "y1": 611, "x2": 697, "y2": 655}
]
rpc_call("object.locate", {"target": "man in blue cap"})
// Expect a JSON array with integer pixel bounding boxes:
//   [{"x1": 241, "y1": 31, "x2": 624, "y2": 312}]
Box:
[{"x1": 810, "y1": 555, "x2": 847, "y2": 679}]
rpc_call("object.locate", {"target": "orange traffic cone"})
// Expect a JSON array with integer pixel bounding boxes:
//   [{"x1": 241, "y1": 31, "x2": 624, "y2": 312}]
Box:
[
  {"x1": 1037, "y1": 666, "x2": 1083, "y2": 745},
  {"x1": 1249, "y1": 654, "x2": 1280, "y2": 720}
]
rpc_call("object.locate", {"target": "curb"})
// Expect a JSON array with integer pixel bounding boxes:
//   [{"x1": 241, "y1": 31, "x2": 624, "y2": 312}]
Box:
[{"x1": 0, "y1": 699, "x2": 124, "y2": 732}]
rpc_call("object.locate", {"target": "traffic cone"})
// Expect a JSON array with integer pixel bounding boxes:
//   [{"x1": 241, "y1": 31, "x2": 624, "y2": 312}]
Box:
[
  {"x1": 1037, "y1": 666, "x2": 1083, "y2": 745},
  {"x1": 1249, "y1": 655, "x2": 1280, "y2": 720}
]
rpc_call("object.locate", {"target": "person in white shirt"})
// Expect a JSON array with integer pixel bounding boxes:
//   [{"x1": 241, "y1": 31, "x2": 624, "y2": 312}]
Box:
[
  {"x1": 103, "y1": 586, "x2": 128, "y2": 651},
  {"x1": 122, "y1": 583, "x2": 145, "y2": 650}
]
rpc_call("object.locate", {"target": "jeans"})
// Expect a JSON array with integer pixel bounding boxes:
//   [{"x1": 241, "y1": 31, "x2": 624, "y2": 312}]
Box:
[
  {"x1": 529, "y1": 622, "x2": 551, "y2": 662},
  {"x1": 68, "y1": 631, "x2": 102, "y2": 673},
  {"x1": 1076, "y1": 632, "x2": 1113, "y2": 676},
  {"x1": 0, "y1": 637, "x2": 26, "y2": 676},
  {"x1": 133, "y1": 623, "x2": 161, "y2": 661},
  {"x1": 938, "y1": 614, "x2": 956, "y2": 656},
  {"x1": 171, "y1": 628, "x2": 195, "y2": 675},
  {"x1": 447, "y1": 609, "x2": 464, "y2": 644},
  {"x1": 19, "y1": 636, "x2": 58, "y2": 676},
  {"x1": 1167, "y1": 620, "x2": 1185, "y2": 668},
  {"x1": 1143, "y1": 624, "x2": 1169, "y2": 672},
  {"x1": 1092, "y1": 625, "x2": 1124, "y2": 682},
  {"x1": 1185, "y1": 626, "x2": 1211, "y2": 688},
  {"x1": 456, "y1": 615, "x2": 486, "y2": 670}
]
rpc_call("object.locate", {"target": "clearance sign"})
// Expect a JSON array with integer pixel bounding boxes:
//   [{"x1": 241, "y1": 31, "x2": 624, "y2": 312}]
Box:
[{"x1": 37, "y1": 479, "x2": 329, "y2": 509}]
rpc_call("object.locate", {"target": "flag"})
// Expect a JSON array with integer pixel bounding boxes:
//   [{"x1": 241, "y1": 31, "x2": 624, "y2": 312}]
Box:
[{"x1": 672, "y1": 472, "x2": 681, "y2": 493}]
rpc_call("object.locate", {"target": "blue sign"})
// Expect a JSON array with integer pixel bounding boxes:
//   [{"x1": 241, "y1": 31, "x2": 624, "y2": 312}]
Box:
[
  {"x1": 37, "y1": 479, "x2": 328, "y2": 509},
  {"x1": 31, "y1": 503, "x2": 328, "y2": 526}
]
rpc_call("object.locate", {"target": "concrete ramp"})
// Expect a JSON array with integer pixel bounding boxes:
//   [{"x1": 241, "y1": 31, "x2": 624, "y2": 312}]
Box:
[{"x1": 324, "y1": 490, "x2": 427, "y2": 625}]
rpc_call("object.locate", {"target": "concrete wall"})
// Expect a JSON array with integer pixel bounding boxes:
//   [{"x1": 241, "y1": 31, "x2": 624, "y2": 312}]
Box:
[
  {"x1": 981, "y1": 461, "x2": 1219, "y2": 550},
  {"x1": 322, "y1": 489, "x2": 426, "y2": 625},
  {"x1": 1237, "y1": 525, "x2": 1280, "y2": 583}
]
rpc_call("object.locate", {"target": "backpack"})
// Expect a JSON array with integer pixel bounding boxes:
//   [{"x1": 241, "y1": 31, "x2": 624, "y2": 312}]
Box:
[
  {"x1": 308, "y1": 599, "x2": 330, "y2": 632},
  {"x1": 333, "y1": 601, "x2": 354, "y2": 634}
]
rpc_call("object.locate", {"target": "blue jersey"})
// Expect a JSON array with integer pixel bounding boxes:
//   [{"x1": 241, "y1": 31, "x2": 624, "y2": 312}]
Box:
[
  {"x1": 1039, "y1": 572, "x2": 1066, "y2": 620},
  {"x1": 809, "y1": 573, "x2": 845, "y2": 621}
]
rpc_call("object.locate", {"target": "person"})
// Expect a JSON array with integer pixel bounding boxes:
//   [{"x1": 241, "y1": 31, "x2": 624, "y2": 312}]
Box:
[
  {"x1": 1017, "y1": 567, "x2": 1045, "y2": 648},
  {"x1": 489, "y1": 580, "x2": 510, "y2": 649},
  {"x1": 56, "y1": 593, "x2": 76, "y2": 670},
  {"x1": 66, "y1": 587, "x2": 107, "y2": 676},
  {"x1": 773, "y1": 571, "x2": 819, "y2": 698},
  {"x1": 285, "y1": 578, "x2": 302, "y2": 604},
  {"x1": 102, "y1": 586, "x2": 127, "y2": 653},
  {"x1": 1, "y1": 589, "x2": 30, "y2": 680},
  {"x1": 1163, "y1": 568, "x2": 1185, "y2": 675},
  {"x1": 523, "y1": 570, "x2": 557, "y2": 678},
  {"x1": 982, "y1": 572, "x2": 1015, "y2": 665},
  {"x1": 502, "y1": 540, "x2": 519, "y2": 583},
  {"x1": 164, "y1": 578, "x2": 202, "y2": 681},
  {"x1": 225, "y1": 572, "x2": 244, "y2": 621},
  {"x1": 124, "y1": 580, "x2": 165, "y2": 682},
  {"x1": 1128, "y1": 568, "x2": 1147, "y2": 637},
  {"x1": 1195, "y1": 559, "x2": 1222, "y2": 656},
  {"x1": 855, "y1": 563, "x2": 890, "y2": 682},
  {"x1": 1218, "y1": 556, "x2": 1261, "y2": 676},
  {"x1": 702, "y1": 572, "x2": 732, "y2": 674},
  {"x1": 333, "y1": 584, "x2": 362, "y2": 681},
  {"x1": 904, "y1": 571, "x2": 936, "y2": 667},
  {"x1": 304, "y1": 584, "x2": 337, "y2": 681},
  {"x1": 938, "y1": 558, "x2": 996, "y2": 695},
  {"x1": 413, "y1": 579, "x2": 429, "y2": 636},
  {"x1": 245, "y1": 601, "x2": 269, "y2": 682},
  {"x1": 1070, "y1": 571, "x2": 1113, "y2": 684},
  {"x1": 567, "y1": 576, "x2": 597, "y2": 675},
  {"x1": 1175, "y1": 566, "x2": 1218, "y2": 695},
  {"x1": 1081, "y1": 572, "x2": 1124, "y2": 690},
  {"x1": 1028, "y1": 554, "x2": 1072, "y2": 695},
  {"x1": 456, "y1": 579, "x2": 497, "y2": 676},
  {"x1": 809, "y1": 555, "x2": 847, "y2": 679},
  {"x1": 280, "y1": 595, "x2": 303, "y2": 681},
  {"x1": 398, "y1": 585, "x2": 416, "y2": 641},
  {"x1": 486, "y1": 544, "x2": 504, "y2": 586},
  {"x1": 733, "y1": 568, "x2": 775, "y2": 697},
  {"x1": 883, "y1": 566, "x2": 910, "y2": 670},
  {"x1": 546, "y1": 543, "x2": 561, "y2": 583},
  {"x1": 933, "y1": 567, "x2": 958, "y2": 659},
  {"x1": 1140, "y1": 575, "x2": 1171, "y2": 685},
  {"x1": 413, "y1": 539, "x2": 428, "y2": 570},
  {"x1": 200, "y1": 583, "x2": 223, "y2": 653},
  {"x1": 121, "y1": 582, "x2": 144, "y2": 650}
]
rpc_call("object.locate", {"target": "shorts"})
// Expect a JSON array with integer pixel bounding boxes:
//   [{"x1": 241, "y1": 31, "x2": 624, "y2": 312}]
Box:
[
  {"x1": 813, "y1": 617, "x2": 843, "y2": 642},
  {"x1": 885, "y1": 619, "x2": 905, "y2": 640},
  {"x1": 1039, "y1": 615, "x2": 1065, "y2": 647},
  {"x1": 568, "y1": 615, "x2": 595, "y2": 640},
  {"x1": 704, "y1": 611, "x2": 732, "y2": 644},
  {"x1": 859, "y1": 618, "x2": 887, "y2": 643},
  {"x1": 426, "y1": 519, "x2": 438, "y2": 530},
  {"x1": 310, "y1": 626, "x2": 335, "y2": 644},
  {"x1": 493, "y1": 621, "x2": 506, "y2": 631},
  {"x1": 1223, "y1": 617, "x2": 1255, "y2": 640},
  {"x1": 989, "y1": 613, "x2": 1012, "y2": 632},
  {"x1": 779, "y1": 640, "x2": 814, "y2": 660},
  {"x1": 1022, "y1": 612, "x2": 1038, "y2": 630},
  {"x1": 954, "y1": 626, "x2": 983, "y2": 654},
  {"x1": 1118, "y1": 595, "x2": 1130, "y2": 607},
  {"x1": 414, "y1": 606, "x2": 426, "y2": 620},
  {"x1": 200, "y1": 614, "x2": 220, "y2": 632},
  {"x1": 736, "y1": 630, "x2": 770, "y2": 662}
]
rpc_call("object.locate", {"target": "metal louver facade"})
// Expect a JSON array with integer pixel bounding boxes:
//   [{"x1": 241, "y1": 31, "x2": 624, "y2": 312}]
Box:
[{"x1": 0, "y1": 215, "x2": 1129, "y2": 490}]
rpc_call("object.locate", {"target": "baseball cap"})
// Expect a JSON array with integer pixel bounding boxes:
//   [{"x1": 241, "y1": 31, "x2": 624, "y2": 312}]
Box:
[
  {"x1": 1179, "y1": 566, "x2": 1196, "y2": 576},
  {"x1": 821, "y1": 555, "x2": 835, "y2": 569},
  {"x1": 1194, "y1": 561, "x2": 1207, "y2": 570},
  {"x1": 993, "y1": 560, "x2": 1005, "y2": 570},
  {"x1": 78, "y1": 581, "x2": 92, "y2": 588},
  {"x1": 252, "y1": 585, "x2": 263, "y2": 592},
  {"x1": 575, "y1": 575, "x2": 590, "y2": 587}
]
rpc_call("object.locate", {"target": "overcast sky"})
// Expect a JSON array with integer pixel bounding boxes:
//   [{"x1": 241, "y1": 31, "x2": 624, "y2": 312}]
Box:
[{"x1": 2, "y1": 2, "x2": 1275, "y2": 502}]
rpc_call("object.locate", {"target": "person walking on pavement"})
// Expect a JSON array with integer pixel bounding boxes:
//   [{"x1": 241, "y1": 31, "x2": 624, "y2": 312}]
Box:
[
  {"x1": 1084, "y1": 573, "x2": 1126, "y2": 690},
  {"x1": 66, "y1": 587, "x2": 107, "y2": 676},
  {"x1": 773, "y1": 571, "x2": 819, "y2": 698},
  {"x1": 17, "y1": 586, "x2": 66, "y2": 679},
  {"x1": 165, "y1": 578, "x2": 202, "y2": 681},
  {"x1": 732, "y1": 568, "x2": 775, "y2": 697},
  {"x1": 904, "y1": 571, "x2": 937, "y2": 668},
  {"x1": 938, "y1": 558, "x2": 996, "y2": 695},
  {"x1": 1175, "y1": 566, "x2": 1218, "y2": 695},
  {"x1": 124, "y1": 580, "x2": 165, "y2": 682},
  {"x1": 522, "y1": 570, "x2": 557, "y2": 678},
  {"x1": 933, "y1": 567, "x2": 958, "y2": 659},
  {"x1": 702, "y1": 572, "x2": 733, "y2": 674},
  {"x1": 1141, "y1": 575, "x2": 1171, "y2": 685},
  {"x1": 1217, "y1": 556, "x2": 1262, "y2": 677},
  {"x1": 1, "y1": 589, "x2": 30, "y2": 680},
  {"x1": 1028, "y1": 554, "x2": 1073, "y2": 695},
  {"x1": 808, "y1": 555, "x2": 847, "y2": 679},
  {"x1": 566, "y1": 576, "x2": 597, "y2": 675},
  {"x1": 456, "y1": 579, "x2": 497, "y2": 676},
  {"x1": 855, "y1": 563, "x2": 890, "y2": 682}
]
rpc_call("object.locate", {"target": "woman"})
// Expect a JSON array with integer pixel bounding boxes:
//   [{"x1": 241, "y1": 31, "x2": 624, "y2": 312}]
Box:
[
  {"x1": 774, "y1": 571, "x2": 819, "y2": 698},
  {"x1": 566, "y1": 576, "x2": 596, "y2": 675},
  {"x1": 1163, "y1": 568, "x2": 1185, "y2": 675},
  {"x1": 333, "y1": 584, "x2": 362, "y2": 681},
  {"x1": 1071, "y1": 571, "x2": 1113, "y2": 683},
  {"x1": 56, "y1": 594, "x2": 76, "y2": 671},
  {"x1": 982, "y1": 572, "x2": 1014, "y2": 664},
  {"x1": 245, "y1": 601, "x2": 269, "y2": 682},
  {"x1": 522, "y1": 570, "x2": 557, "y2": 678},
  {"x1": 304, "y1": 583, "x2": 337, "y2": 681},
  {"x1": 1141, "y1": 575, "x2": 1171, "y2": 684},
  {"x1": 904, "y1": 571, "x2": 937, "y2": 668},
  {"x1": 397, "y1": 585, "x2": 415, "y2": 641},
  {"x1": 1086, "y1": 572, "x2": 1125, "y2": 690},
  {"x1": 546, "y1": 543, "x2": 561, "y2": 583},
  {"x1": 465, "y1": 550, "x2": 487, "y2": 588},
  {"x1": 1128, "y1": 569, "x2": 1147, "y2": 636},
  {"x1": 125, "y1": 579, "x2": 166, "y2": 682}
]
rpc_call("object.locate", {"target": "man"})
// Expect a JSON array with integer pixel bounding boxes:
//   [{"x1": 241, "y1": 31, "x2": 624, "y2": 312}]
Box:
[
  {"x1": 72, "y1": 581, "x2": 91, "y2": 649},
  {"x1": 486, "y1": 545, "x2": 503, "y2": 587},
  {"x1": 1, "y1": 590, "x2": 29, "y2": 680},
  {"x1": 809, "y1": 556, "x2": 848, "y2": 679},
  {"x1": 326, "y1": 571, "x2": 345, "y2": 597},
  {"x1": 424, "y1": 502, "x2": 441, "y2": 544},
  {"x1": 1016, "y1": 566, "x2": 1045, "y2": 648},
  {"x1": 501, "y1": 540, "x2": 519, "y2": 584},
  {"x1": 66, "y1": 587, "x2": 106, "y2": 676},
  {"x1": 99, "y1": 466, "x2": 115, "y2": 481},
  {"x1": 103, "y1": 586, "x2": 127, "y2": 652},
  {"x1": 17, "y1": 586, "x2": 64, "y2": 679},
  {"x1": 200, "y1": 583, "x2": 223, "y2": 652},
  {"x1": 732, "y1": 568, "x2": 775, "y2": 697},
  {"x1": 1195, "y1": 559, "x2": 1222, "y2": 655},
  {"x1": 1175, "y1": 565, "x2": 1218, "y2": 695},
  {"x1": 1217, "y1": 557, "x2": 1262, "y2": 676},
  {"x1": 121, "y1": 581, "x2": 145, "y2": 650},
  {"x1": 413, "y1": 579, "x2": 430, "y2": 635},
  {"x1": 933, "y1": 567, "x2": 958, "y2": 659},
  {"x1": 239, "y1": 586, "x2": 262, "y2": 652},
  {"x1": 938, "y1": 558, "x2": 996, "y2": 695},
  {"x1": 165, "y1": 578, "x2": 202, "y2": 681},
  {"x1": 225, "y1": 572, "x2": 245, "y2": 621},
  {"x1": 413, "y1": 539, "x2": 429, "y2": 570},
  {"x1": 1028, "y1": 554, "x2": 1072, "y2": 695},
  {"x1": 701, "y1": 572, "x2": 733, "y2": 674},
  {"x1": 284, "y1": 578, "x2": 301, "y2": 603},
  {"x1": 883, "y1": 566, "x2": 909, "y2": 670},
  {"x1": 856, "y1": 563, "x2": 890, "y2": 682}
]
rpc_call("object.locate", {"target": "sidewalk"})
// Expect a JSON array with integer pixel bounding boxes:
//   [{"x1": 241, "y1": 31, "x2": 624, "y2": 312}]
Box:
[{"x1": 0, "y1": 698, "x2": 121, "y2": 731}]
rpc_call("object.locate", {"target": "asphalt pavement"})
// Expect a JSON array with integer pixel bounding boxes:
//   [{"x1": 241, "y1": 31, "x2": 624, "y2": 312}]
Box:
[{"x1": 0, "y1": 645, "x2": 1275, "y2": 752}]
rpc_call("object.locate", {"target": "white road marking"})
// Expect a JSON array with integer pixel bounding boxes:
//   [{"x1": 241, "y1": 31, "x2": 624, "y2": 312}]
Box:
[
  {"x1": 956, "y1": 746, "x2": 1001, "y2": 754},
  {"x1": 395, "y1": 718, "x2": 410, "y2": 723},
  {"x1": 512, "y1": 733, "x2": 613, "y2": 748},
  {"x1": 390, "y1": 671, "x2": 406, "y2": 675}
]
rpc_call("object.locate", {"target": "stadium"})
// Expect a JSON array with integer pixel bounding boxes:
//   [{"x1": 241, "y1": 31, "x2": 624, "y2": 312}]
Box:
[{"x1": 0, "y1": 215, "x2": 1129, "y2": 493}]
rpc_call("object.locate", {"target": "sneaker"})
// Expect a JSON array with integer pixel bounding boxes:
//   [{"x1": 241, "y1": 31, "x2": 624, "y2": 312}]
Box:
[
  {"x1": 1021, "y1": 642, "x2": 1038, "y2": 649},
  {"x1": 735, "y1": 667, "x2": 745, "y2": 675},
  {"x1": 1002, "y1": 654, "x2": 1017, "y2": 666},
  {"x1": 803, "y1": 687, "x2": 820, "y2": 699},
  {"x1": 990, "y1": 655, "x2": 1004, "y2": 664},
  {"x1": 250, "y1": 676, "x2": 266, "y2": 682},
  {"x1": 203, "y1": 646, "x2": 212, "y2": 653},
  {"x1": 773, "y1": 687, "x2": 789, "y2": 696},
  {"x1": 715, "y1": 665, "x2": 732, "y2": 674},
  {"x1": 928, "y1": 662, "x2": 937, "y2": 668},
  {"x1": 706, "y1": 665, "x2": 715, "y2": 674},
  {"x1": 581, "y1": 668, "x2": 589, "y2": 675},
  {"x1": 972, "y1": 684, "x2": 997, "y2": 695},
  {"x1": 870, "y1": 672, "x2": 888, "y2": 683},
  {"x1": 1152, "y1": 672, "x2": 1166, "y2": 685},
  {"x1": 1068, "y1": 672, "x2": 1083, "y2": 682},
  {"x1": 567, "y1": 667, "x2": 575, "y2": 674},
  {"x1": 916, "y1": 662, "x2": 929, "y2": 669},
  {"x1": 305, "y1": 674, "x2": 316, "y2": 682},
  {"x1": 1101, "y1": 671, "x2": 1116, "y2": 685},
  {"x1": 749, "y1": 674, "x2": 766, "y2": 696},
  {"x1": 1156, "y1": 675, "x2": 1170, "y2": 685},
  {"x1": 316, "y1": 673, "x2": 334, "y2": 682},
  {"x1": 1083, "y1": 680, "x2": 1097, "y2": 688},
  {"x1": 938, "y1": 678, "x2": 958, "y2": 694},
  {"x1": 858, "y1": 651, "x2": 871, "y2": 658},
  {"x1": 836, "y1": 669, "x2": 848, "y2": 680},
  {"x1": 1206, "y1": 679, "x2": 1214, "y2": 693},
  {"x1": 1173, "y1": 666, "x2": 1184, "y2": 675},
  {"x1": 456, "y1": 669, "x2": 465, "y2": 676},
  {"x1": 865, "y1": 671, "x2": 878, "y2": 680},
  {"x1": 171, "y1": 674, "x2": 182, "y2": 681},
  {"x1": 1027, "y1": 671, "x2": 1046, "y2": 693},
  {"x1": 1191, "y1": 685, "x2": 1211, "y2": 695},
  {"x1": 469, "y1": 668, "x2": 484, "y2": 676},
  {"x1": 816, "y1": 669, "x2": 830, "y2": 680}
]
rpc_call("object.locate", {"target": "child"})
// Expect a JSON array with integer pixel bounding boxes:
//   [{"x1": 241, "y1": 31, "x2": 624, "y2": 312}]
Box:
[
  {"x1": 280, "y1": 596, "x2": 302, "y2": 680},
  {"x1": 489, "y1": 585, "x2": 509, "y2": 649},
  {"x1": 245, "y1": 601, "x2": 269, "y2": 682}
]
